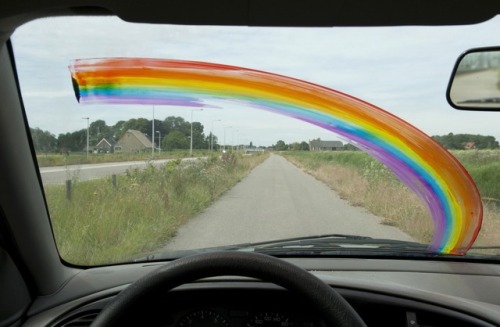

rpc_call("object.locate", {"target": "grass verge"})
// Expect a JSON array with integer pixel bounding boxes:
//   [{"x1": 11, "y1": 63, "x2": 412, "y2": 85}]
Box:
[
  {"x1": 282, "y1": 151, "x2": 500, "y2": 253},
  {"x1": 46, "y1": 152, "x2": 269, "y2": 265}
]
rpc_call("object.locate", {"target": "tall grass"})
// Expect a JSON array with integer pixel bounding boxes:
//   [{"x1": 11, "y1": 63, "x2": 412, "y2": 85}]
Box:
[
  {"x1": 450, "y1": 150, "x2": 500, "y2": 253},
  {"x1": 451, "y1": 150, "x2": 500, "y2": 201},
  {"x1": 283, "y1": 150, "x2": 500, "y2": 253},
  {"x1": 46, "y1": 153, "x2": 269, "y2": 265}
]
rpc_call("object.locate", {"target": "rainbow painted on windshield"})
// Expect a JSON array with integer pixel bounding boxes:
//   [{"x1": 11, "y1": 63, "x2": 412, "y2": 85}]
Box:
[{"x1": 69, "y1": 58, "x2": 483, "y2": 255}]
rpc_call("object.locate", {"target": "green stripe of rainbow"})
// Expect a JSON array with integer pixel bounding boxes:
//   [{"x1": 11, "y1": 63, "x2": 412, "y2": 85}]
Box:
[{"x1": 69, "y1": 58, "x2": 482, "y2": 254}]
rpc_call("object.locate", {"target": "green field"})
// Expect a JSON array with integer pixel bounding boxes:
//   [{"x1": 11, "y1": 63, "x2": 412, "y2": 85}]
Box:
[{"x1": 46, "y1": 152, "x2": 269, "y2": 265}]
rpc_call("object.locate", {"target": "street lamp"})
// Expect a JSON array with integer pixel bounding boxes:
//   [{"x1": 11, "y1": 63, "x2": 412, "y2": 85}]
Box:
[
  {"x1": 210, "y1": 119, "x2": 221, "y2": 152},
  {"x1": 152, "y1": 105, "x2": 155, "y2": 157},
  {"x1": 156, "y1": 131, "x2": 161, "y2": 154},
  {"x1": 190, "y1": 108, "x2": 203, "y2": 157},
  {"x1": 82, "y1": 117, "x2": 89, "y2": 161},
  {"x1": 223, "y1": 126, "x2": 232, "y2": 152}
]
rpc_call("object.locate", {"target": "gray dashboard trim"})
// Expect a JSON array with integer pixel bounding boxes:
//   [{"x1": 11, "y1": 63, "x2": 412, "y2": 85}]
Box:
[{"x1": 25, "y1": 258, "x2": 500, "y2": 325}]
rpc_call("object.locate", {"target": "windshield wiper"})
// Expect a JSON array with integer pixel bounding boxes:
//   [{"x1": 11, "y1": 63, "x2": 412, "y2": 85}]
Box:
[
  {"x1": 132, "y1": 234, "x2": 372, "y2": 262},
  {"x1": 132, "y1": 244, "x2": 253, "y2": 262},
  {"x1": 133, "y1": 234, "x2": 438, "y2": 262},
  {"x1": 247, "y1": 234, "x2": 434, "y2": 257}
]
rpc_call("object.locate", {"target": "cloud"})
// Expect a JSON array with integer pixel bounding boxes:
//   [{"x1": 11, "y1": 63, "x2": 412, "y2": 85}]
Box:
[{"x1": 11, "y1": 15, "x2": 500, "y2": 145}]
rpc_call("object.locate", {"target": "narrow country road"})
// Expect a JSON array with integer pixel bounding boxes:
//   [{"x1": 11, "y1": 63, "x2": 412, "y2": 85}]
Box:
[{"x1": 165, "y1": 153, "x2": 413, "y2": 251}]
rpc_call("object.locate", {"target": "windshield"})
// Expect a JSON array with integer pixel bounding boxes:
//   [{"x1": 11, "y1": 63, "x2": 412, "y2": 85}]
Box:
[{"x1": 11, "y1": 16, "x2": 500, "y2": 266}]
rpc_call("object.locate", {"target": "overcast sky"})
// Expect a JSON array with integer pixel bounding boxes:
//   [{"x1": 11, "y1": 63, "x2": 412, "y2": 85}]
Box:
[{"x1": 11, "y1": 15, "x2": 500, "y2": 147}]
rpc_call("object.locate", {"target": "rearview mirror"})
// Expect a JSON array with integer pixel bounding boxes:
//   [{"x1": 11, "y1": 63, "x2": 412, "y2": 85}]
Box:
[{"x1": 447, "y1": 47, "x2": 500, "y2": 111}]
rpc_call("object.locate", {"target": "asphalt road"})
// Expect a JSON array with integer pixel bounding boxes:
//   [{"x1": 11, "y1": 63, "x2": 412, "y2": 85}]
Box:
[
  {"x1": 165, "y1": 153, "x2": 413, "y2": 251},
  {"x1": 39, "y1": 158, "x2": 200, "y2": 184},
  {"x1": 450, "y1": 69, "x2": 500, "y2": 107}
]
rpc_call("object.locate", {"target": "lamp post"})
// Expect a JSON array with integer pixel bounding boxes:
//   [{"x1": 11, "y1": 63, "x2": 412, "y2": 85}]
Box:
[
  {"x1": 156, "y1": 131, "x2": 161, "y2": 154},
  {"x1": 152, "y1": 105, "x2": 155, "y2": 157},
  {"x1": 82, "y1": 117, "x2": 89, "y2": 161},
  {"x1": 210, "y1": 119, "x2": 221, "y2": 152},
  {"x1": 190, "y1": 108, "x2": 203, "y2": 157},
  {"x1": 223, "y1": 126, "x2": 232, "y2": 152}
]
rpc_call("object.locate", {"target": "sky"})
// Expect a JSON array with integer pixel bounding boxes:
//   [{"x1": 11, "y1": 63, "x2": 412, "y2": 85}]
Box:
[{"x1": 10, "y1": 16, "x2": 500, "y2": 147}]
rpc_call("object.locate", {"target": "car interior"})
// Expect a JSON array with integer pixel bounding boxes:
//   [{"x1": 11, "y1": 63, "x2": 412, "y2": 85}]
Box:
[{"x1": 1, "y1": 1, "x2": 500, "y2": 327}]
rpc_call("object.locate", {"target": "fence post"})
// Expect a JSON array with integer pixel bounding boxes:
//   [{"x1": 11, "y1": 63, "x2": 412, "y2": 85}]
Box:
[
  {"x1": 66, "y1": 180, "x2": 72, "y2": 201},
  {"x1": 112, "y1": 174, "x2": 117, "y2": 188}
]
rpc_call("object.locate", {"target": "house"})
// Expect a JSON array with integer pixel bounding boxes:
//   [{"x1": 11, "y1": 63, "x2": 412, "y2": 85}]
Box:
[
  {"x1": 309, "y1": 139, "x2": 343, "y2": 151},
  {"x1": 114, "y1": 130, "x2": 153, "y2": 152},
  {"x1": 465, "y1": 142, "x2": 475, "y2": 150},
  {"x1": 94, "y1": 138, "x2": 116, "y2": 153}
]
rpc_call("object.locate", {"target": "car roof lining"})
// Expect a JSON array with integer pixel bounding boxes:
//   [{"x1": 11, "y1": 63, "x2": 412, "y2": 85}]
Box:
[{"x1": 1, "y1": 0, "x2": 500, "y2": 33}]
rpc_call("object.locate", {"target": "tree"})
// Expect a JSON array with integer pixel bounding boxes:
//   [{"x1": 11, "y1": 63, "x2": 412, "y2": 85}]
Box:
[
  {"x1": 30, "y1": 128, "x2": 57, "y2": 153},
  {"x1": 112, "y1": 120, "x2": 126, "y2": 139},
  {"x1": 432, "y1": 133, "x2": 499, "y2": 149},
  {"x1": 288, "y1": 141, "x2": 309, "y2": 151},
  {"x1": 164, "y1": 130, "x2": 189, "y2": 150},
  {"x1": 205, "y1": 133, "x2": 219, "y2": 150},
  {"x1": 343, "y1": 143, "x2": 359, "y2": 151},
  {"x1": 57, "y1": 130, "x2": 87, "y2": 152},
  {"x1": 121, "y1": 118, "x2": 150, "y2": 136},
  {"x1": 299, "y1": 141, "x2": 310, "y2": 151},
  {"x1": 274, "y1": 140, "x2": 287, "y2": 151},
  {"x1": 163, "y1": 116, "x2": 190, "y2": 135},
  {"x1": 289, "y1": 142, "x2": 300, "y2": 151},
  {"x1": 89, "y1": 120, "x2": 113, "y2": 144},
  {"x1": 149, "y1": 119, "x2": 165, "y2": 142},
  {"x1": 191, "y1": 122, "x2": 207, "y2": 149}
]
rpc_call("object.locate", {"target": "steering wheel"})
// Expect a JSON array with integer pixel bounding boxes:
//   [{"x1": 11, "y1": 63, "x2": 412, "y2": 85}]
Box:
[{"x1": 91, "y1": 251, "x2": 366, "y2": 326}]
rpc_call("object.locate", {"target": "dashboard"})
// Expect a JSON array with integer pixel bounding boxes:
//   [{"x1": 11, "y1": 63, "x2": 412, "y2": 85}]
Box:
[
  {"x1": 53, "y1": 287, "x2": 325, "y2": 326},
  {"x1": 22, "y1": 258, "x2": 500, "y2": 327},
  {"x1": 45, "y1": 285, "x2": 495, "y2": 327}
]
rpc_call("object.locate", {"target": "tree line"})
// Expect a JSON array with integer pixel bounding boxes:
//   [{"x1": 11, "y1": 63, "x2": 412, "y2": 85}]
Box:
[
  {"x1": 271, "y1": 140, "x2": 359, "y2": 151},
  {"x1": 271, "y1": 133, "x2": 500, "y2": 152},
  {"x1": 30, "y1": 116, "x2": 218, "y2": 153},
  {"x1": 432, "y1": 133, "x2": 499, "y2": 150},
  {"x1": 273, "y1": 140, "x2": 310, "y2": 151}
]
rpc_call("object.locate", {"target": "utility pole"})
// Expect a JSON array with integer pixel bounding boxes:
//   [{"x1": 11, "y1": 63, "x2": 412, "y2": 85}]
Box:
[
  {"x1": 152, "y1": 105, "x2": 155, "y2": 157},
  {"x1": 82, "y1": 117, "x2": 89, "y2": 161},
  {"x1": 156, "y1": 131, "x2": 161, "y2": 154}
]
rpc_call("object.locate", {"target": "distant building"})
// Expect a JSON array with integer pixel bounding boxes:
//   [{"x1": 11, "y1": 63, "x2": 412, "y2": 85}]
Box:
[
  {"x1": 465, "y1": 142, "x2": 475, "y2": 150},
  {"x1": 114, "y1": 130, "x2": 153, "y2": 152},
  {"x1": 95, "y1": 138, "x2": 116, "y2": 153},
  {"x1": 309, "y1": 139, "x2": 343, "y2": 151}
]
